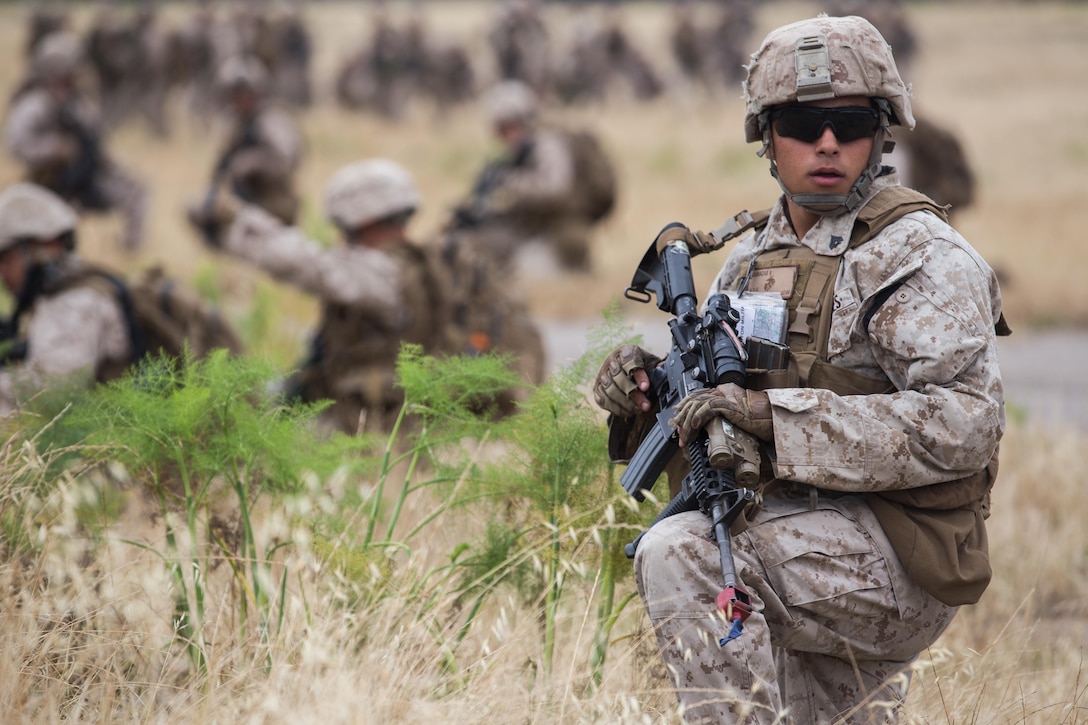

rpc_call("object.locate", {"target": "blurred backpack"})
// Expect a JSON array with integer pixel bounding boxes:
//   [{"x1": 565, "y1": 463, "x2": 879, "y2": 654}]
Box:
[
  {"x1": 560, "y1": 128, "x2": 617, "y2": 223},
  {"x1": 45, "y1": 263, "x2": 245, "y2": 363},
  {"x1": 125, "y1": 266, "x2": 245, "y2": 360},
  {"x1": 438, "y1": 229, "x2": 545, "y2": 415},
  {"x1": 901, "y1": 114, "x2": 976, "y2": 214}
]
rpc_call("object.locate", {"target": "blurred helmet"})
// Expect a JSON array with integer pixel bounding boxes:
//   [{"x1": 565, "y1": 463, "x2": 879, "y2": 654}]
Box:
[
  {"x1": 324, "y1": 159, "x2": 420, "y2": 231},
  {"x1": 743, "y1": 15, "x2": 913, "y2": 144},
  {"x1": 482, "y1": 80, "x2": 538, "y2": 125},
  {"x1": 215, "y1": 54, "x2": 269, "y2": 97},
  {"x1": 0, "y1": 182, "x2": 78, "y2": 254},
  {"x1": 31, "y1": 31, "x2": 83, "y2": 81}
]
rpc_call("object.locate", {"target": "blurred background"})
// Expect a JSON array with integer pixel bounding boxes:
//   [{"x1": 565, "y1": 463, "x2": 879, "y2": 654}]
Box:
[{"x1": 2, "y1": 0, "x2": 1087, "y2": 429}]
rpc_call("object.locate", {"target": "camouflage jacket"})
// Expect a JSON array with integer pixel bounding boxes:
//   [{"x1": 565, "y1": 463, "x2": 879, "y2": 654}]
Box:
[
  {"x1": 217, "y1": 105, "x2": 303, "y2": 222},
  {"x1": 490, "y1": 127, "x2": 576, "y2": 217},
  {"x1": 707, "y1": 172, "x2": 1006, "y2": 604},
  {"x1": 1, "y1": 257, "x2": 132, "y2": 416},
  {"x1": 709, "y1": 171, "x2": 1005, "y2": 493},
  {"x1": 224, "y1": 205, "x2": 452, "y2": 433},
  {"x1": 4, "y1": 87, "x2": 101, "y2": 171}
]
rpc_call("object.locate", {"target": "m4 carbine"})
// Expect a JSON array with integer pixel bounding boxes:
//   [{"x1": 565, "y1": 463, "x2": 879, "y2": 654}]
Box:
[{"x1": 620, "y1": 223, "x2": 769, "y2": 645}]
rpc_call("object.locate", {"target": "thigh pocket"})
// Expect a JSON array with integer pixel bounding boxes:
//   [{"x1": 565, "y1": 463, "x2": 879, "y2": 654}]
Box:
[{"x1": 752, "y1": 506, "x2": 902, "y2": 620}]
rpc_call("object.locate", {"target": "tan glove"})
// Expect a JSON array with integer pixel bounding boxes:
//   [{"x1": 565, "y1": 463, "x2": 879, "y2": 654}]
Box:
[
  {"x1": 186, "y1": 190, "x2": 239, "y2": 249},
  {"x1": 592, "y1": 344, "x2": 662, "y2": 417},
  {"x1": 672, "y1": 383, "x2": 774, "y2": 444}
]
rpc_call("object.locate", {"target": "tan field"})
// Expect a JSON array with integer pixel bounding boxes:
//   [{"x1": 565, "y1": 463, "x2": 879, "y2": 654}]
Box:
[{"x1": 1, "y1": 2, "x2": 1087, "y2": 723}]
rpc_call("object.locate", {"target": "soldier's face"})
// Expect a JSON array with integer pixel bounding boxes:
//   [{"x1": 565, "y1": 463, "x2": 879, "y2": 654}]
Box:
[
  {"x1": 0, "y1": 247, "x2": 27, "y2": 296},
  {"x1": 768, "y1": 95, "x2": 876, "y2": 208},
  {"x1": 494, "y1": 120, "x2": 530, "y2": 149}
]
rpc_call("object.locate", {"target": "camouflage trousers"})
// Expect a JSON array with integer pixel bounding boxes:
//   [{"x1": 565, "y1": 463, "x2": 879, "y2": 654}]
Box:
[
  {"x1": 97, "y1": 162, "x2": 148, "y2": 251},
  {"x1": 634, "y1": 493, "x2": 958, "y2": 724}
]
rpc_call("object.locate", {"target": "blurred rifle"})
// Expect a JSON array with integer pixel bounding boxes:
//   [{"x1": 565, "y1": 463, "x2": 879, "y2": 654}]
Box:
[
  {"x1": 56, "y1": 104, "x2": 108, "y2": 210},
  {"x1": 194, "y1": 121, "x2": 260, "y2": 244},
  {"x1": 619, "y1": 224, "x2": 785, "y2": 645},
  {"x1": 449, "y1": 141, "x2": 533, "y2": 230}
]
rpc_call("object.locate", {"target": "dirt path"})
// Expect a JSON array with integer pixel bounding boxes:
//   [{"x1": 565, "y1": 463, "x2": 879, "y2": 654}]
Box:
[{"x1": 541, "y1": 318, "x2": 1088, "y2": 433}]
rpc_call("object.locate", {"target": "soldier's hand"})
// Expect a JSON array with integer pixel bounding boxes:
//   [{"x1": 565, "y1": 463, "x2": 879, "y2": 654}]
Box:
[
  {"x1": 593, "y1": 345, "x2": 661, "y2": 417},
  {"x1": 672, "y1": 383, "x2": 774, "y2": 446},
  {"x1": 186, "y1": 191, "x2": 239, "y2": 250}
]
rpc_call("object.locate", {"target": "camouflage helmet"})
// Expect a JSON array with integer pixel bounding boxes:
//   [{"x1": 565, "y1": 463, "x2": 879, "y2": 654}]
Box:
[
  {"x1": 215, "y1": 55, "x2": 270, "y2": 96},
  {"x1": 31, "y1": 31, "x2": 83, "y2": 81},
  {"x1": 743, "y1": 15, "x2": 914, "y2": 144},
  {"x1": 0, "y1": 182, "x2": 78, "y2": 254},
  {"x1": 324, "y1": 159, "x2": 421, "y2": 231},
  {"x1": 482, "y1": 80, "x2": 538, "y2": 124}
]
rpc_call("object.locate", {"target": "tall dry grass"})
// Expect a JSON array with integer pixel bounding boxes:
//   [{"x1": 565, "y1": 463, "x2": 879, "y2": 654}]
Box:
[{"x1": 2, "y1": 2, "x2": 1087, "y2": 723}]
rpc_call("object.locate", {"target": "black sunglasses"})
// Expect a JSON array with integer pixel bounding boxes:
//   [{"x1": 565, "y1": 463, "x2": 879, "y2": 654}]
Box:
[{"x1": 769, "y1": 106, "x2": 881, "y2": 144}]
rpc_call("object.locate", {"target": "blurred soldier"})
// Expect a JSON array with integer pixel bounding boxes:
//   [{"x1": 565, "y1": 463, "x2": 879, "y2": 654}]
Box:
[
  {"x1": 894, "y1": 114, "x2": 976, "y2": 219},
  {"x1": 85, "y1": 3, "x2": 142, "y2": 133},
  {"x1": 488, "y1": 0, "x2": 552, "y2": 93},
  {"x1": 421, "y1": 39, "x2": 477, "y2": 117},
  {"x1": 270, "y1": 3, "x2": 314, "y2": 108},
  {"x1": 706, "y1": 0, "x2": 756, "y2": 88},
  {"x1": 0, "y1": 182, "x2": 132, "y2": 415},
  {"x1": 201, "y1": 55, "x2": 303, "y2": 225},
  {"x1": 192, "y1": 159, "x2": 455, "y2": 436},
  {"x1": 453, "y1": 81, "x2": 616, "y2": 273},
  {"x1": 334, "y1": 5, "x2": 417, "y2": 119},
  {"x1": 177, "y1": 2, "x2": 220, "y2": 125},
  {"x1": 5, "y1": 32, "x2": 148, "y2": 251},
  {"x1": 599, "y1": 10, "x2": 664, "y2": 101},
  {"x1": 130, "y1": 6, "x2": 179, "y2": 139},
  {"x1": 24, "y1": 4, "x2": 69, "y2": 60},
  {"x1": 669, "y1": 0, "x2": 711, "y2": 88},
  {"x1": 553, "y1": 16, "x2": 611, "y2": 105}
]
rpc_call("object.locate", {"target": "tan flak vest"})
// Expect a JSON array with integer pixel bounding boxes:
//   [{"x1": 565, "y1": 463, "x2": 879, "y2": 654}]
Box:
[
  {"x1": 301, "y1": 240, "x2": 454, "y2": 435},
  {"x1": 727, "y1": 187, "x2": 1007, "y2": 606}
]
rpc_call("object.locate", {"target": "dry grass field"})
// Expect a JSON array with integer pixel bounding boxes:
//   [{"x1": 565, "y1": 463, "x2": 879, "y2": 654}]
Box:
[{"x1": 1, "y1": 2, "x2": 1087, "y2": 723}]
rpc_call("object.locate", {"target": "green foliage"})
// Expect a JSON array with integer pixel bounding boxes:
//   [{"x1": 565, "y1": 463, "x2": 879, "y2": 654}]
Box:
[
  {"x1": 13, "y1": 350, "x2": 367, "y2": 675},
  {"x1": 192, "y1": 263, "x2": 225, "y2": 306},
  {"x1": 447, "y1": 306, "x2": 650, "y2": 674},
  {"x1": 396, "y1": 343, "x2": 522, "y2": 440},
  {"x1": 300, "y1": 200, "x2": 339, "y2": 249},
  {"x1": 65, "y1": 351, "x2": 350, "y2": 492}
]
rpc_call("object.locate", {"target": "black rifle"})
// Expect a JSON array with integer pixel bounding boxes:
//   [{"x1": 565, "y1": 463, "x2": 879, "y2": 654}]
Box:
[
  {"x1": 195, "y1": 121, "x2": 260, "y2": 245},
  {"x1": 450, "y1": 140, "x2": 534, "y2": 230},
  {"x1": 620, "y1": 224, "x2": 764, "y2": 645}
]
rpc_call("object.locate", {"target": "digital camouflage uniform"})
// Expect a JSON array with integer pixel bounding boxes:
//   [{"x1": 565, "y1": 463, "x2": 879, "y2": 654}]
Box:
[
  {"x1": 613, "y1": 16, "x2": 1006, "y2": 723},
  {"x1": 637, "y1": 171, "x2": 1005, "y2": 722},
  {"x1": 0, "y1": 183, "x2": 132, "y2": 416},
  {"x1": 5, "y1": 33, "x2": 148, "y2": 251},
  {"x1": 217, "y1": 104, "x2": 302, "y2": 224},
  {"x1": 488, "y1": 0, "x2": 552, "y2": 92},
  {"x1": 472, "y1": 126, "x2": 584, "y2": 270},
  {"x1": 0, "y1": 256, "x2": 132, "y2": 417},
  {"x1": 210, "y1": 55, "x2": 304, "y2": 225}
]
